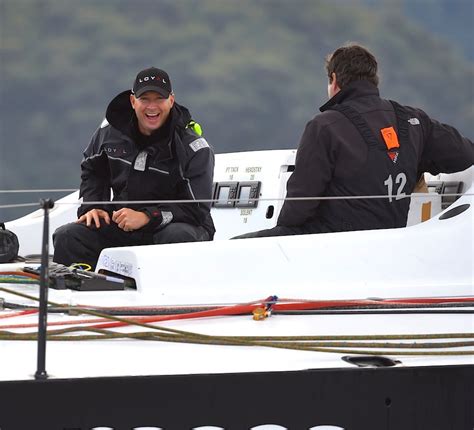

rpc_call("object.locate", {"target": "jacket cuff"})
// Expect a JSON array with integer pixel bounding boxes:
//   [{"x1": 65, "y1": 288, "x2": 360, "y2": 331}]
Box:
[{"x1": 140, "y1": 207, "x2": 174, "y2": 231}]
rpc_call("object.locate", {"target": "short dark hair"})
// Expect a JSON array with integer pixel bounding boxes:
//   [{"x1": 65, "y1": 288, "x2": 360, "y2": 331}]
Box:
[{"x1": 325, "y1": 43, "x2": 379, "y2": 88}]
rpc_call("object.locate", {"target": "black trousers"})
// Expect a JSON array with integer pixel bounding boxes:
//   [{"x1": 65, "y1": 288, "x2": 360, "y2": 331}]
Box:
[{"x1": 53, "y1": 222, "x2": 210, "y2": 269}]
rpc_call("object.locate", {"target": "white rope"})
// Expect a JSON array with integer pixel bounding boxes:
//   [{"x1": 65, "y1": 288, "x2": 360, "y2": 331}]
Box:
[
  {"x1": 0, "y1": 203, "x2": 40, "y2": 209},
  {"x1": 0, "y1": 189, "x2": 77, "y2": 194},
  {"x1": 0, "y1": 192, "x2": 472, "y2": 210}
]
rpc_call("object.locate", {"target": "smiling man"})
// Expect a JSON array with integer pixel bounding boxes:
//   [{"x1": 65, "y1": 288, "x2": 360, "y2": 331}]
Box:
[{"x1": 53, "y1": 67, "x2": 215, "y2": 269}]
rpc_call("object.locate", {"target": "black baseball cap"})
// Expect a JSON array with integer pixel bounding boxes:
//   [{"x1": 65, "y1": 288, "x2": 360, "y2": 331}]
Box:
[{"x1": 132, "y1": 67, "x2": 172, "y2": 98}]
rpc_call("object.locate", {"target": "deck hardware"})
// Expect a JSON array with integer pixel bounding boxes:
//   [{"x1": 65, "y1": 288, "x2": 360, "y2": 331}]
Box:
[
  {"x1": 342, "y1": 355, "x2": 400, "y2": 368},
  {"x1": 235, "y1": 181, "x2": 261, "y2": 208},
  {"x1": 438, "y1": 203, "x2": 470, "y2": 220}
]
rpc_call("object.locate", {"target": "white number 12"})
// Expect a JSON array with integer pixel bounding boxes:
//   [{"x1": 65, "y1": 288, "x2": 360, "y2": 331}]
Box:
[{"x1": 384, "y1": 173, "x2": 407, "y2": 202}]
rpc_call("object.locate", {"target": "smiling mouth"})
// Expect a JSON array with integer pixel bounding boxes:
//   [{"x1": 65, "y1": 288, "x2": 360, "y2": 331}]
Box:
[{"x1": 145, "y1": 113, "x2": 160, "y2": 120}]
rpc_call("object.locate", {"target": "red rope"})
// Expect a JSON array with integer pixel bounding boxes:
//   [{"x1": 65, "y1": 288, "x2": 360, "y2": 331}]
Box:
[
  {"x1": 0, "y1": 296, "x2": 473, "y2": 330},
  {"x1": 0, "y1": 309, "x2": 38, "y2": 320},
  {"x1": 0, "y1": 271, "x2": 39, "y2": 280}
]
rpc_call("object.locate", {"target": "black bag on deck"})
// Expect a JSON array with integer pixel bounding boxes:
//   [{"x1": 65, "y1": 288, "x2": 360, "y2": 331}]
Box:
[{"x1": 0, "y1": 223, "x2": 19, "y2": 263}]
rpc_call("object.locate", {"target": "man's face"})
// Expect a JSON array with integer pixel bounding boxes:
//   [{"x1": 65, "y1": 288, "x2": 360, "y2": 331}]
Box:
[{"x1": 130, "y1": 91, "x2": 175, "y2": 135}]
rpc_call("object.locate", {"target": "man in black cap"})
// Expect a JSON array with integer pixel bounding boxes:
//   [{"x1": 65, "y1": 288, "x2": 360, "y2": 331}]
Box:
[{"x1": 53, "y1": 67, "x2": 215, "y2": 269}]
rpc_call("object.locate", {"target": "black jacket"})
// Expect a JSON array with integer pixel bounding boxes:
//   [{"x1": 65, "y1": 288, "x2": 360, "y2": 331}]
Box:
[
  {"x1": 278, "y1": 80, "x2": 474, "y2": 232},
  {"x1": 78, "y1": 90, "x2": 215, "y2": 237}
]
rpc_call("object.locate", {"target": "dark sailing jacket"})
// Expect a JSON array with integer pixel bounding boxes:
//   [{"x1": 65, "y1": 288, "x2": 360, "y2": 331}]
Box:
[
  {"x1": 277, "y1": 80, "x2": 474, "y2": 232},
  {"x1": 78, "y1": 90, "x2": 215, "y2": 237}
]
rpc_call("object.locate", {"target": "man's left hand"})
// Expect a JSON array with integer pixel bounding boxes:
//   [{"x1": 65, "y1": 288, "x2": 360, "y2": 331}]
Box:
[{"x1": 112, "y1": 208, "x2": 150, "y2": 232}]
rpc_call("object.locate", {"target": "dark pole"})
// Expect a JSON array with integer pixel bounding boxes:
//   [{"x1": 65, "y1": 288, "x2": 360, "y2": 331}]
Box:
[{"x1": 34, "y1": 198, "x2": 54, "y2": 380}]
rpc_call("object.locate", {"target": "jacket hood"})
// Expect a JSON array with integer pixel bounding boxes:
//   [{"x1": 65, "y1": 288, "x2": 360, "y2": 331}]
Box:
[{"x1": 105, "y1": 90, "x2": 193, "y2": 138}]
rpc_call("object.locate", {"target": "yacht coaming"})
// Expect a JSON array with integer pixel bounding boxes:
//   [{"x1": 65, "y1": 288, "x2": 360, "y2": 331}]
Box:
[{"x1": 0, "y1": 150, "x2": 472, "y2": 429}]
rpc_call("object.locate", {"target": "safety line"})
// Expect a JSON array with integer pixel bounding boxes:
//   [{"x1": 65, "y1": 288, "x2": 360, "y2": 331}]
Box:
[
  {"x1": 0, "y1": 189, "x2": 77, "y2": 193},
  {"x1": 0, "y1": 203, "x2": 40, "y2": 209},
  {"x1": 1, "y1": 192, "x2": 472, "y2": 210}
]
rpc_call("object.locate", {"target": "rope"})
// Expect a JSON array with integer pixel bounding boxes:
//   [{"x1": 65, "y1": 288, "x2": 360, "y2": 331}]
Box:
[
  {"x1": 0, "y1": 285, "x2": 472, "y2": 356},
  {"x1": 0, "y1": 189, "x2": 77, "y2": 194},
  {"x1": 0, "y1": 309, "x2": 38, "y2": 320},
  {"x1": 0, "y1": 203, "x2": 41, "y2": 209},
  {"x1": 0, "y1": 327, "x2": 472, "y2": 356},
  {"x1": 1, "y1": 192, "x2": 472, "y2": 210},
  {"x1": 1, "y1": 286, "x2": 473, "y2": 329},
  {"x1": 0, "y1": 277, "x2": 38, "y2": 285}
]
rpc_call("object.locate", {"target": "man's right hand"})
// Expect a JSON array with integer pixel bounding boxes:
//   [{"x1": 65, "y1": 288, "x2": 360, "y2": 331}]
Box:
[{"x1": 76, "y1": 209, "x2": 111, "y2": 228}]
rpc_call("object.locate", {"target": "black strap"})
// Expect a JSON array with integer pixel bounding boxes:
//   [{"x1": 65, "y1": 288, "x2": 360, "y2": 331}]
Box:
[
  {"x1": 328, "y1": 104, "x2": 382, "y2": 149},
  {"x1": 330, "y1": 102, "x2": 411, "y2": 152},
  {"x1": 389, "y1": 100, "x2": 409, "y2": 145}
]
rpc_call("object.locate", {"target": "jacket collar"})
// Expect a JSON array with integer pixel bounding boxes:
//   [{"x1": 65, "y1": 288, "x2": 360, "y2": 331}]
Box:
[{"x1": 319, "y1": 80, "x2": 379, "y2": 112}]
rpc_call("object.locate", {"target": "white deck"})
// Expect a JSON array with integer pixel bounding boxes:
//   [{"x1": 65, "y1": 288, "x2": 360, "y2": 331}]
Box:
[
  {"x1": 0, "y1": 308, "x2": 472, "y2": 382},
  {"x1": 0, "y1": 151, "x2": 472, "y2": 382}
]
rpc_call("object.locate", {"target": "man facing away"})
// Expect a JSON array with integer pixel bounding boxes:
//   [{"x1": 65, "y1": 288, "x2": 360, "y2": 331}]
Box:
[
  {"x1": 235, "y1": 43, "x2": 473, "y2": 239},
  {"x1": 54, "y1": 67, "x2": 215, "y2": 269}
]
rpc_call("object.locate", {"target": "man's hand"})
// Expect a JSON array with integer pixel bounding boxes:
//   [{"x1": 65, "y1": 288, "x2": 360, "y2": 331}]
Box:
[
  {"x1": 112, "y1": 208, "x2": 150, "y2": 232},
  {"x1": 76, "y1": 209, "x2": 111, "y2": 228}
]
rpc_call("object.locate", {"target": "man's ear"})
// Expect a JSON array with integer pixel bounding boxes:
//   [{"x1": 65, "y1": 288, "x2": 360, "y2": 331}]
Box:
[
  {"x1": 169, "y1": 93, "x2": 175, "y2": 107},
  {"x1": 330, "y1": 73, "x2": 341, "y2": 96},
  {"x1": 130, "y1": 93, "x2": 136, "y2": 110}
]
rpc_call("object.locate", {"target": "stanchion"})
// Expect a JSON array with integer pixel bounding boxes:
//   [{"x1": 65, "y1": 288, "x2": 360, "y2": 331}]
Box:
[{"x1": 34, "y1": 198, "x2": 54, "y2": 380}]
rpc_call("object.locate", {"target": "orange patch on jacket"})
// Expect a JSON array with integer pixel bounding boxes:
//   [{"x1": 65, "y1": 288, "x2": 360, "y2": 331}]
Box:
[{"x1": 380, "y1": 126, "x2": 400, "y2": 150}]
